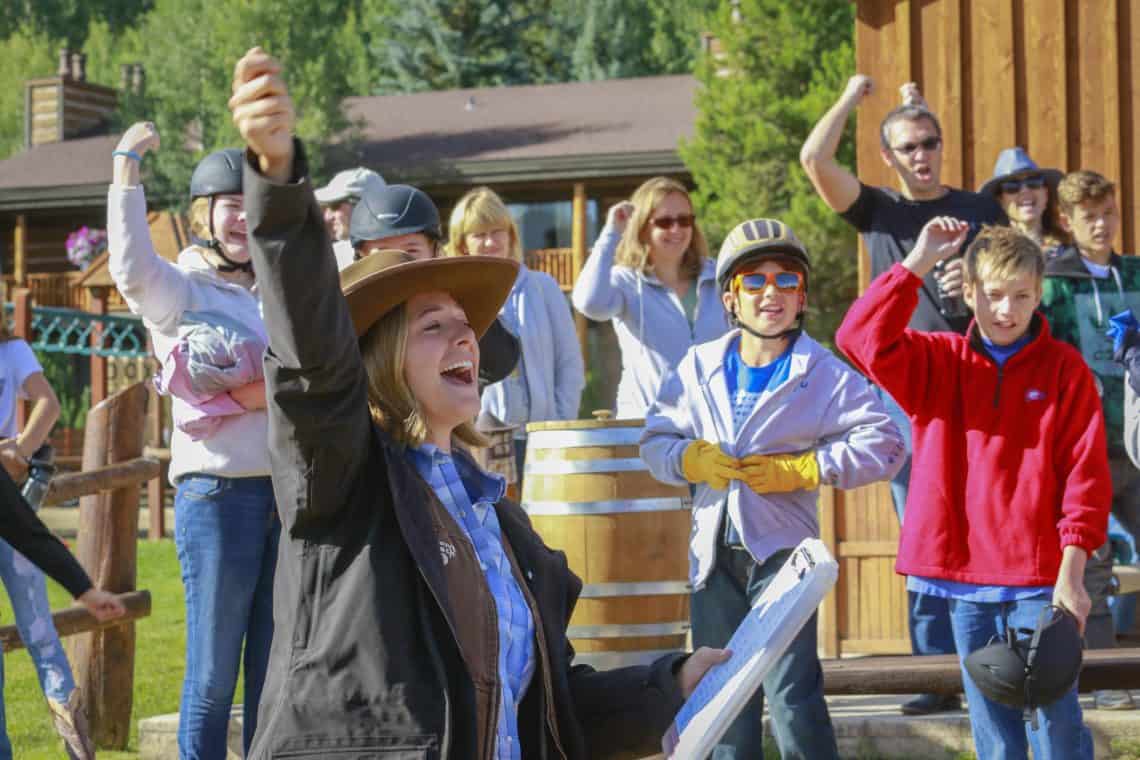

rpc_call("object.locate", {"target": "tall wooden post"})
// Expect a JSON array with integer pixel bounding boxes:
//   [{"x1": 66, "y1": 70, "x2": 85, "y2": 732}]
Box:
[
  {"x1": 87, "y1": 286, "x2": 108, "y2": 407},
  {"x1": 13, "y1": 215, "x2": 27, "y2": 287},
  {"x1": 145, "y1": 335, "x2": 167, "y2": 541},
  {"x1": 571, "y1": 182, "x2": 589, "y2": 365},
  {"x1": 68, "y1": 381, "x2": 148, "y2": 750}
]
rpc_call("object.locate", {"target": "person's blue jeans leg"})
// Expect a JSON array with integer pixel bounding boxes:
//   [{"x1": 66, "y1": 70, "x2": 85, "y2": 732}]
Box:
[
  {"x1": 0, "y1": 648, "x2": 11, "y2": 760},
  {"x1": 691, "y1": 547, "x2": 762, "y2": 759},
  {"x1": 948, "y1": 597, "x2": 1092, "y2": 760},
  {"x1": 175, "y1": 474, "x2": 278, "y2": 760},
  {"x1": 749, "y1": 549, "x2": 838, "y2": 760},
  {"x1": 878, "y1": 387, "x2": 955, "y2": 660},
  {"x1": 0, "y1": 540, "x2": 76, "y2": 705}
]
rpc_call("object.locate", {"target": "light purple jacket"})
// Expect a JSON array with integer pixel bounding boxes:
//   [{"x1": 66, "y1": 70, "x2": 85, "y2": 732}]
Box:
[
  {"x1": 572, "y1": 225, "x2": 730, "y2": 418},
  {"x1": 640, "y1": 330, "x2": 904, "y2": 588}
]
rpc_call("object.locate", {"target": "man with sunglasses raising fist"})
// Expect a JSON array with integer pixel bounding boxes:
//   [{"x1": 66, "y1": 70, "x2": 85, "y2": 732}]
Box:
[
  {"x1": 800, "y1": 75, "x2": 1005, "y2": 716},
  {"x1": 641, "y1": 218, "x2": 903, "y2": 760}
]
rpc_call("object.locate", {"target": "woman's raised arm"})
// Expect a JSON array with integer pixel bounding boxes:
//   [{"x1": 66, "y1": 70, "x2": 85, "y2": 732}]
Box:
[{"x1": 231, "y1": 47, "x2": 371, "y2": 531}]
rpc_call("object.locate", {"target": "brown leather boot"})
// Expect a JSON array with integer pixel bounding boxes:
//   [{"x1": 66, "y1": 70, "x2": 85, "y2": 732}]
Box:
[{"x1": 47, "y1": 692, "x2": 95, "y2": 760}]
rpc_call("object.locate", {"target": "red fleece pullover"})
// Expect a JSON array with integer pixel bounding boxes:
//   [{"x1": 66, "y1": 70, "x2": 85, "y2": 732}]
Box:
[{"x1": 836, "y1": 264, "x2": 1110, "y2": 586}]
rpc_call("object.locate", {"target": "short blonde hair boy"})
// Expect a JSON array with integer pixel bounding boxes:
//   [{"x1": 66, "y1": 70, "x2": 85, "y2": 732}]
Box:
[
  {"x1": 446, "y1": 187, "x2": 524, "y2": 262},
  {"x1": 964, "y1": 224, "x2": 1045, "y2": 285}
]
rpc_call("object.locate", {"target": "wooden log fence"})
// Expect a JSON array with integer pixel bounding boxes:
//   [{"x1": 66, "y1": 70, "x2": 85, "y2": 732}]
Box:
[
  {"x1": 62, "y1": 380, "x2": 151, "y2": 751},
  {"x1": 0, "y1": 591, "x2": 151, "y2": 653},
  {"x1": 42, "y1": 457, "x2": 159, "y2": 506},
  {"x1": 822, "y1": 649, "x2": 1140, "y2": 695}
]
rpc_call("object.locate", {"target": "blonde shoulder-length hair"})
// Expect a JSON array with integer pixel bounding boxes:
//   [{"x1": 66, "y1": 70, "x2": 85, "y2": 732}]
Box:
[
  {"x1": 445, "y1": 187, "x2": 524, "y2": 263},
  {"x1": 359, "y1": 302, "x2": 486, "y2": 449},
  {"x1": 615, "y1": 177, "x2": 708, "y2": 280}
]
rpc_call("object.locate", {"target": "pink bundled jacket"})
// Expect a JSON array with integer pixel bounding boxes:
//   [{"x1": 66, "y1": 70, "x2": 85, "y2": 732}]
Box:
[{"x1": 153, "y1": 313, "x2": 266, "y2": 441}]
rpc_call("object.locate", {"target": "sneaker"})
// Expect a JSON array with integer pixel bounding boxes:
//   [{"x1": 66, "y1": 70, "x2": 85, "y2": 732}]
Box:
[
  {"x1": 47, "y1": 693, "x2": 95, "y2": 760},
  {"x1": 1095, "y1": 689, "x2": 1136, "y2": 710},
  {"x1": 900, "y1": 693, "x2": 962, "y2": 715}
]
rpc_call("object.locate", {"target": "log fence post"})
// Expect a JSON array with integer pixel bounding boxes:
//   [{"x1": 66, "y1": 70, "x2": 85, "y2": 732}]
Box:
[{"x1": 66, "y1": 381, "x2": 148, "y2": 750}]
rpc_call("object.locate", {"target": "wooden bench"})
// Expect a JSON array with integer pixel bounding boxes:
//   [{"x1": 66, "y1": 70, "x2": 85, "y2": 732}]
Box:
[{"x1": 822, "y1": 649, "x2": 1140, "y2": 695}]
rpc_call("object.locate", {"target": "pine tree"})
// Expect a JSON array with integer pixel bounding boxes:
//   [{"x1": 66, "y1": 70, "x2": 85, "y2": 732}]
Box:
[
  {"x1": 680, "y1": 0, "x2": 857, "y2": 343},
  {"x1": 377, "y1": 0, "x2": 547, "y2": 92}
]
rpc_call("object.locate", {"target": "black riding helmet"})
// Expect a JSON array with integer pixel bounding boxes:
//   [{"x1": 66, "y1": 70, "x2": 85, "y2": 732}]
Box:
[
  {"x1": 350, "y1": 184, "x2": 442, "y2": 250},
  {"x1": 189, "y1": 148, "x2": 250, "y2": 273},
  {"x1": 964, "y1": 606, "x2": 1083, "y2": 726}
]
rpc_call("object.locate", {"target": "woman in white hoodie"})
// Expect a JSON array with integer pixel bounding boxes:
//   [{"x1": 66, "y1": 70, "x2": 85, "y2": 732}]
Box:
[
  {"x1": 447, "y1": 187, "x2": 585, "y2": 477},
  {"x1": 572, "y1": 177, "x2": 730, "y2": 418},
  {"x1": 107, "y1": 122, "x2": 277, "y2": 760}
]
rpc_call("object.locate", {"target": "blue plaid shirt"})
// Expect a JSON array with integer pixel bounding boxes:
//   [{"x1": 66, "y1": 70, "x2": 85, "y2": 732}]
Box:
[{"x1": 408, "y1": 444, "x2": 536, "y2": 760}]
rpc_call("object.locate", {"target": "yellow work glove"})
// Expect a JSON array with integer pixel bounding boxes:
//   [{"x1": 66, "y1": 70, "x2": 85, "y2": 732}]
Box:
[
  {"x1": 681, "y1": 440, "x2": 740, "y2": 490},
  {"x1": 739, "y1": 451, "x2": 819, "y2": 494}
]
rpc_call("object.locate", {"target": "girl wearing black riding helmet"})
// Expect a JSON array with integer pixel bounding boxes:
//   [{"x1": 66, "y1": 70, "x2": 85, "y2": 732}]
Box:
[{"x1": 107, "y1": 121, "x2": 279, "y2": 759}]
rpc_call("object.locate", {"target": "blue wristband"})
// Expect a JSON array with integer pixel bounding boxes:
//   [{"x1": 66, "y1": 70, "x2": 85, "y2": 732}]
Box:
[{"x1": 113, "y1": 150, "x2": 142, "y2": 162}]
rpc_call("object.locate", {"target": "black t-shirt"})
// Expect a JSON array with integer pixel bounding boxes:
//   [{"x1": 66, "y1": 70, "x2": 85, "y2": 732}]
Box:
[
  {"x1": 0, "y1": 467, "x2": 92, "y2": 598},
  {"x1": 841, "y1": 183, "x2": 1005, "y2": 333}
]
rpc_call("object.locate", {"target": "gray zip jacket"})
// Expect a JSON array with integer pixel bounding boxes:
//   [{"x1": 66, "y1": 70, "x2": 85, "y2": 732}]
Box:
[
  {"x1": 571, "y1": 225, "x2": 729, "y2": 418},
  {"x1": 641, "y1": 331, "x2": 904, "y2": 588}
]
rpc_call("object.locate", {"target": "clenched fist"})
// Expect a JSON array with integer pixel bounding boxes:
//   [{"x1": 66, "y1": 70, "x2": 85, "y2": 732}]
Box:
[{"x1": 229, "y1": 47, "x2": 295, "y2": 182}]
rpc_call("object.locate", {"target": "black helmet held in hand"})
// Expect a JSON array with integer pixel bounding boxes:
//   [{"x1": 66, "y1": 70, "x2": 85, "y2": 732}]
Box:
[
  {"x1": 964, "y1": 606, "x2": 1083, "y2": 724},
  {"x1": 350, "y1": 184, "x2": 442, "y2": 250},
  {"x1": 190, "y1": 148, "x2": 244, "y2": 199}
]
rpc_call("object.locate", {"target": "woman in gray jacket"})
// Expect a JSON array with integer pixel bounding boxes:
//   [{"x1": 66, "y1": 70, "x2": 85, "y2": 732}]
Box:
[{"x1": 572, "y1": 178, "x2": 730, "y2": 418}]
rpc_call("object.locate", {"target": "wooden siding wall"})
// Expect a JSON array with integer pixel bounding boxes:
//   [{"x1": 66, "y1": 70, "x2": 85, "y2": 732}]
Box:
[{"x1": 855, "y1": 0, "x2": 1140, "y2": 289}]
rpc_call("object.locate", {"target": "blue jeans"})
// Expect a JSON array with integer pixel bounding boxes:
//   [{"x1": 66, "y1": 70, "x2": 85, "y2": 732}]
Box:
[
  {"x1": 948, "y1": 597, "x2": 1092, "y2": 760},
  {"x1": 877, "y1": 388, "x2": 956, "y2": 660},
  {"x1": 175, "y1": 475, "x2": 279, "y2": 759},
  {"x1": 691, "y1": 546, "x2": 838, "y2": 760},
  {"x1": 0, "y1": 536, "x2": 78, "y2": 760}
]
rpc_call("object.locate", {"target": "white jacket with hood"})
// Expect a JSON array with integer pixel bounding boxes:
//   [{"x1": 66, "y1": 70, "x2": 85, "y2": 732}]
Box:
[
  {"x1": 572, "y1": 225, "x2": 730, "y2": 418},
  {"x1": 641, "y1": 330, "x2": 904, "y2": 589}
]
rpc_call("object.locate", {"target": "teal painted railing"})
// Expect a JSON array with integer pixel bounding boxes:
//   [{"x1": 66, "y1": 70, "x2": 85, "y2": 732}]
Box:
[{"x1": 3, "y1": 304, "x2": 149, "y2": 359}]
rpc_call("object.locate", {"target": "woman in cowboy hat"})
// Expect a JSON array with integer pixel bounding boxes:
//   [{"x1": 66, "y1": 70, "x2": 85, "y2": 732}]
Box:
[
  {"x1": 228, "y1": 47, "x2": 726, "y2": 760},
  {"x1": 981, "y1": 147, "x2": 1068, "y2": 252}
]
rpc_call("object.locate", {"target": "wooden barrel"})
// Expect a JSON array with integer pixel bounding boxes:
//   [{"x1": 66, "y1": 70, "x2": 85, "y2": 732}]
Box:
[{"x1": 523, "y1": 418, "x2": 691, "y2": 669}]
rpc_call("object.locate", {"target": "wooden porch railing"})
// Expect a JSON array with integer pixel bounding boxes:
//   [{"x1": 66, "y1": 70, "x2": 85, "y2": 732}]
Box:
[
  {"x1": 526, "y1": 248, "x2": 575, "y2": 292},
  {"x1": 2, "y1": 273, "x2": 126, "y2": 310}
]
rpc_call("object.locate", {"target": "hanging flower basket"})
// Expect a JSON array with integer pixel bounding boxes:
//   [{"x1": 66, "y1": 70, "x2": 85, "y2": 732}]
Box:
[{"x1": 66, "y1": 226, "x2": 107, "y2": 271}]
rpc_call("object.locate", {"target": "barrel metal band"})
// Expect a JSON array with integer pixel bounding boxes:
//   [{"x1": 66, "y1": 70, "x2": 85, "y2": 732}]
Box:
[
  {"x1": 578, "y1": 581, "x2": 691, "y2": 598},
  {"x1": 572, "y1": 649, "x2": 676, "y2": 670},
  {"x1": 566, "y1": 621, "x2": 690, "y2": 639},
  {"x1": 527, "y1": 428, "x2": 642, "y2": 449},
  {"x1": 523, "y1": 497, "x2": 690, "y2": 515},
  {"x1": 525, "y1": 457, "x2": 645, "y2": 475}
]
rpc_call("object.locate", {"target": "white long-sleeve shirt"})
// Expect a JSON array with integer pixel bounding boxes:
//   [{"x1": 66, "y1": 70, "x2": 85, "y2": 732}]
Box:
[{"x1": 107, "y1": 184, "x2": 270, "y2": 483}]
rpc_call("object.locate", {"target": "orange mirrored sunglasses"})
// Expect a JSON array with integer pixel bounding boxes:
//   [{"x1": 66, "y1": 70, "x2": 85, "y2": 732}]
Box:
[{"x1": 733, "y1": 270, "x2": 804, "y2": 294}]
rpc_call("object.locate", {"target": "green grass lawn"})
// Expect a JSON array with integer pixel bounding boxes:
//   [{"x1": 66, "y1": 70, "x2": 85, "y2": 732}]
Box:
[{"x1": 0, "y1": 539, "x2": 198, "y2": 759}]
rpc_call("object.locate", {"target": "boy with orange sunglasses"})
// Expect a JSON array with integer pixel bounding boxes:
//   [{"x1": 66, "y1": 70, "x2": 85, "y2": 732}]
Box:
[{"x1": 641, "y1": 218, "x2": 904, "y2": 758}]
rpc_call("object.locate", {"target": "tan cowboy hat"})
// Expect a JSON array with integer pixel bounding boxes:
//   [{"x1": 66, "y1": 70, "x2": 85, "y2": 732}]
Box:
[{"x1": 339, "y1": 249, "x2": 518, "y2": 337}]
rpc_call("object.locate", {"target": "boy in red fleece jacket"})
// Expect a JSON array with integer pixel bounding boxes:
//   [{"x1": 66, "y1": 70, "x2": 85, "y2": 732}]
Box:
[{"x1": 837, "y1": 220, "x2": 1109, "y2": 759}]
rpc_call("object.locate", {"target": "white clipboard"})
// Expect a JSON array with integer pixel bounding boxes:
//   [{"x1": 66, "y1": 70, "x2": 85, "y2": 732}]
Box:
[{"x1": 662, "y1": 538, "x2": 839, "y2": 759}]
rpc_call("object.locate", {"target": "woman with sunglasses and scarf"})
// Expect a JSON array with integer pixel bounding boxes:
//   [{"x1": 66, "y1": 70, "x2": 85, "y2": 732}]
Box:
[
  {"x1": 572, "y1": 178, "x2": 729, "y2": 418},
  {"x1": 981, "y1": 147, "x2": 1068, "y2": 253}
]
